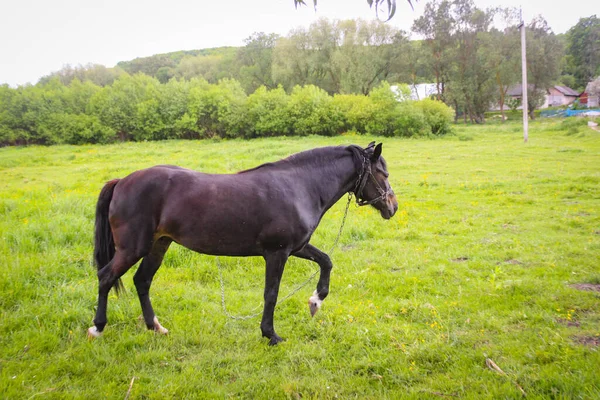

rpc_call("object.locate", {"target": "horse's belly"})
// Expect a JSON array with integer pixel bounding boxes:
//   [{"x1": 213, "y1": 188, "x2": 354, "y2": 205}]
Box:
[{"x1": 175, "y1": 234, "x2": 262, "y2": 257}]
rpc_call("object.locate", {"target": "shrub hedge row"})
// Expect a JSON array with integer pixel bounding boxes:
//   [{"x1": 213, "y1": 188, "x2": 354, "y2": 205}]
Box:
[{"x1": 0, "y1": 75, "x2": 454, "y2": 145}]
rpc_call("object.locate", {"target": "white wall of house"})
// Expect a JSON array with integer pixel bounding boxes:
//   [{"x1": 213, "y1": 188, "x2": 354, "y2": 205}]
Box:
[{"x1": 546, "y1": 87, "x2": 578, "y2": 107}]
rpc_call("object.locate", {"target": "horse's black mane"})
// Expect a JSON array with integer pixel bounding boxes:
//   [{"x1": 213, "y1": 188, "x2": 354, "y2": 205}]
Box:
[{"x1": 237, "y1": 145, "x2": 367, "y2": 174}]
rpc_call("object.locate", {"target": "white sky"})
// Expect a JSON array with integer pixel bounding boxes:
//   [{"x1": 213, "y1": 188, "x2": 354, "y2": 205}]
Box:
[{"x1": 0, "y1": 0, "x2": 596, "y2": 86}]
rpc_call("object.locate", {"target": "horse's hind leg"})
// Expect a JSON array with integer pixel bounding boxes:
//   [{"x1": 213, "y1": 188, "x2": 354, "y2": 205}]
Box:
[
  {"x1": 88, "y1": 250, "x2": 143, "y2": 338},
  {"x1": 292, "y1": 244, "x2": 332, "y2": 317},
  {"x1": 133, "y1": 237, "x2": 172, "y2": 334}
]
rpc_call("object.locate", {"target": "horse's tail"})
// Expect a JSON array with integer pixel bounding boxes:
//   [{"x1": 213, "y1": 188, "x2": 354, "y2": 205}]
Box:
[{"x1": 93, "y1": 179, "x2": 124, "y2": 294}]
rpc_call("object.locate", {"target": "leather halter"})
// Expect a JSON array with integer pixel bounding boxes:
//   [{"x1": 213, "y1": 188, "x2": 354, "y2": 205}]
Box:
[{"x1": 353, "y1": 155, "x2": 392, "y2": 207}]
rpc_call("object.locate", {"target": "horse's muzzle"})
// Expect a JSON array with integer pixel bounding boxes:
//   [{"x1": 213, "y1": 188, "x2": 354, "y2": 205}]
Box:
[{"x1": 380, "y1": 193, "x2": 398, "y2": 220}]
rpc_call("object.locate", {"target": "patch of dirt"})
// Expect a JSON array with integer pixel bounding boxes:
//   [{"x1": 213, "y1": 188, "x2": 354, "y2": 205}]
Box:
[
  {"x1": 451, "y1": 257, "x2": 469, "y2": 263},
  {"x1": 341, "y1": 244, "x2": 356, "y2": 251},
  {"x1": 572, "y1": 335, "x2": 600, "y2": 347},
  {"x1": 570, "y1": 283, "x2": 600, "y2": 292},
  {"x1": 502, "y1": 223, "x2": 519, "y2": 230},
  {"x1": 498, "y1": 259, "x2": 523, "y2": 265},
  {"x1": 556, "y1": 318, "x2": 581, "y2": 328}
]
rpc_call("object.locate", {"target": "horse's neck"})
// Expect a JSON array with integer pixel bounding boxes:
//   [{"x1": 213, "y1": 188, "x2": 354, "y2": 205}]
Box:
[{"x1": 302, "y1": 153, "x2": 358, "y2": 212}]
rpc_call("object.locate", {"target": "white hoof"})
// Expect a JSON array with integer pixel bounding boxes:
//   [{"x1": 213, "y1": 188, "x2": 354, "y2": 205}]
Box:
[
  {"x1": 153, "y1": 317, "x2": 169, "y2": 335},
  {"x1": 308, "y1": 290, "x2": 323, "y2": 317},
  {"x1": 87, "y1": 326, "x2": 103, "y2": 339}
]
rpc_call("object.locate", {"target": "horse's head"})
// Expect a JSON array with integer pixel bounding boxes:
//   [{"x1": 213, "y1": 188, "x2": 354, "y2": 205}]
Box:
[{"x1": 355, "y1": 142, "x2": 398, "y2": 220}]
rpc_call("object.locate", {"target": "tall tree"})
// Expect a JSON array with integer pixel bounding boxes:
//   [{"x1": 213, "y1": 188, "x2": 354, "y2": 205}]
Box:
[
  {"x1": 565, "y1": 15, "x2": 600, "y2": 89},
  {"x1": 174, "y1": 55, "x2": 231, "y2": 83},
  {"x1": 403, "y1": 40, "x2": 429, "y2": 93},
  {"x1": 117, "y1": 54, "x2": 177, "y2": 77},
  {"x1": 307, "y1": 18, "x2": 343, "y2": 93},
  {"x1": 236, "y1": 32, "x2": 279, "y2": 94},
  {"x1": 333, "y1": 19, "x2": 408, "y2": 94},
  {"x1": 273, "y1": 19, "x2": 344, "y2": 94},
  {"x1": 483, "y1": 8, "x2": 521, "y2": 121},
  {"x1": 526, "y1": 16, "x2": 563, "y2": 119},
  {"x1": 39, "y1": 64, "x2": 123, "y2": 87},
  {"x1": 446, "y1": 0, "x2": 497, "y2": 123},
  {"x1": 412, "y1": 0, "x2": 455, "y2": 103},
  {"x1": 272, "y1": 27, "x2": 314, "y2": 91}
]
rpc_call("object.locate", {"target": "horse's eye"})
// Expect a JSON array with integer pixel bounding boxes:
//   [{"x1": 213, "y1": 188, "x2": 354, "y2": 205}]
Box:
[{"x1": 377, "y1": 169, "x2": 389, "y2": 178}]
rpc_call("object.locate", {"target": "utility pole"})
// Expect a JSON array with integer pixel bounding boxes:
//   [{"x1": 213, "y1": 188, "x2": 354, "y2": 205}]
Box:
[{"x1": 519, "y1": 8, "x2": 528, "y2": 143}]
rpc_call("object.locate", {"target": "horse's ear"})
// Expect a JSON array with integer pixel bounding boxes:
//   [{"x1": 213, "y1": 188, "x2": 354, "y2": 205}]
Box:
[
  {"x1": 371, "y1": 143, "x2": 382, "y2": 161},
  {"x1": 366, "y1": 141, "x2": 376, "y2": 149}
]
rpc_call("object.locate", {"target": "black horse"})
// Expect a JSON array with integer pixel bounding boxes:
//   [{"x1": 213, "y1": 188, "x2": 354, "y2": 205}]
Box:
[{"x1": 88, "y1": 142, "x2": 397, "y2": 345}]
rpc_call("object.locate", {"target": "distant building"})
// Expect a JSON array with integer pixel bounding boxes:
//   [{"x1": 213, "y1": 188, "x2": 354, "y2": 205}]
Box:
[
  {"x1": 391, "y1": 84, "x2": 440, "y2": 101},
  {"x1": 505, "y1": 84, "x2": 579, "y2": 108},
  {"x1": 409, "y1": 83, "x2": 440, "y2": 100},
  {"x1": 547, "y1": 86, "x2": 580, "y2": 107},
  {"x1": 579, "y1": 81, "x2": 599, "y2": 108}
]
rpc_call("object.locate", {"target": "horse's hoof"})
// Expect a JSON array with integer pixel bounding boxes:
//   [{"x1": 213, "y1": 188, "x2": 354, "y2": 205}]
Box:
[
  {"x1": 308, "y1": 290, "x2": 322, "y2": 317},
  {"x1": 87, "y1": 326, "x2": 103, "y2": 339},
  {"x1": 153, "y1": 317, "x2": 169, "y2": 335},
  {"x1": 268, "y1": 335, "x2": 284, "y2": 346}
]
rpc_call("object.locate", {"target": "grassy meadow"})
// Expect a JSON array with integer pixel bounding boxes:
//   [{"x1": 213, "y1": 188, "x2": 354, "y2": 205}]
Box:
[{"x1": 1, "y1": 119, "x2": 599, "y2": 399}]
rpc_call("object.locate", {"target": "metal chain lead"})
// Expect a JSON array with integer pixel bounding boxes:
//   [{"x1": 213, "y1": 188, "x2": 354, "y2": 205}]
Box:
[
  {"x1": 217, "y1": 258, "x2": 264, "y2": 320},
  {"x1": 217, "y1": 193, "x2": 354, "y2": 320}
]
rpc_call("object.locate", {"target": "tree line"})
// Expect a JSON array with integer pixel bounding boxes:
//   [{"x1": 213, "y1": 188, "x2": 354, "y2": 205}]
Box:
[{"x1": 36, "y1": 5, "x2": 597, "y2": 99}]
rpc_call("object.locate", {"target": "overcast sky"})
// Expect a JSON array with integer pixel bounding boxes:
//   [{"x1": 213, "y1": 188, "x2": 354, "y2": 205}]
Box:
[{"x1": 0, "y1": 0, "x2": 596, "y2": 86}]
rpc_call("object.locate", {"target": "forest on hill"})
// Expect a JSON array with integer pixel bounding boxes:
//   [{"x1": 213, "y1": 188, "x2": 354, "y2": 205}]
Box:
[{"x1": 1, "y1": 0, "x2": 598, "y2": 146}]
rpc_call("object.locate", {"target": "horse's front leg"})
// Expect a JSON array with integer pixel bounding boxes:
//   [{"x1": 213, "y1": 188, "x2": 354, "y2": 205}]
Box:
[
  {"x1": 261, "y1": 250, "x2": 289, "y2": 345},
  {"x1": 292, "y1": 243, "x2": 332, "y2": 317}
]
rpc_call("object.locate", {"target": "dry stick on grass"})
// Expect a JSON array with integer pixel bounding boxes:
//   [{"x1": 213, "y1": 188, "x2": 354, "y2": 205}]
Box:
[
  {"x1": 419, "y1": 390, "x2": 458, "y2": 397},
  {"x1": 124, "y1": 377, "x2": 136, "y2": 400},
  {"x1": 486, "y1": 358, "x2": 526, "y2": 396}
]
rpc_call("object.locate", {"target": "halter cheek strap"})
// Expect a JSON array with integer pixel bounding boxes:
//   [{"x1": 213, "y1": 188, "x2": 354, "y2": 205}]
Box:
[{"x1": 352, "y1": 156, "x2": 392, "y2": 207}]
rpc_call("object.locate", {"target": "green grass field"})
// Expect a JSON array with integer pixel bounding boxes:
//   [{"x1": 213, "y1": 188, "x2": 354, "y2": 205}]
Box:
[{"x1": 1, "y1": 119, "x2": 599, "y2": 399}]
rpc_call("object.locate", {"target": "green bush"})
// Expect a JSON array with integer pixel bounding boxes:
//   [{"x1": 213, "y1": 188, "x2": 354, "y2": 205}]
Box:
[
  {"x1": 88, "y1": 74, "x2": 159, "y2": 141},
  {"x1": 365, "y1": 82, "x2": 398, "y2": 136},
  {"x1": 415, "y1": 98, "x2": 455, "y2": 135},
  {"x1": 156, "y1": 79, "x2": 191, "y2": 139},
  {"x1": 133, "y1": 84, "x2": 165, "y2": 141},
  {"x1": 331, "y1": 94, "x2": 374, "y2": 134},
  {"x1": 287, "y1": 85, "x2": 338, "y2": 136},
  {"x1": 0, "y1": 76, "x2": 460, "y2": 145},
  {"x1": 46, "y1": 113, "x2": 115, "y2": 144},
  {"x1": 245, "y1": 86, "x2": 290, "y2": 137},
  {"x1": 365, "y1": 83, "x2": 449, "y2": 137},
  {"x1": 187, "y1": 78, "x2": 247, "y2": 138},
  {"x1": 392, "y1": 102, "x2": 431, "y2": 137},
  {"x1": 0, "y1": 126, "x2": 28, "y2": 146}
]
